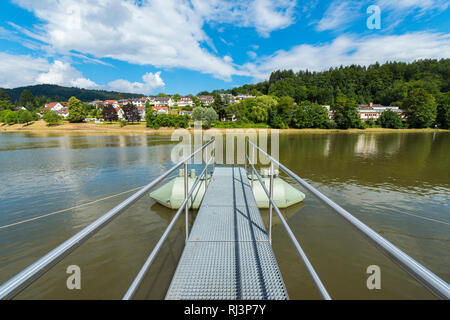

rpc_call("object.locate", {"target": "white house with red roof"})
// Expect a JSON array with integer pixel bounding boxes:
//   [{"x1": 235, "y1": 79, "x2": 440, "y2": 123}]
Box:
[
  {"x1": 43, "y1": 102, "x2": 69, "y2": 118},
  {"x1": 152, "y1": 106, "x2": 169, "y2": 114}
]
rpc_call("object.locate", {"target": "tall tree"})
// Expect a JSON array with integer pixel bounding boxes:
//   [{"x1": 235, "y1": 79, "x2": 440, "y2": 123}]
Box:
[
  {"x1": 436, "y1": 92, "x2": 450, "y2": 129},
  {"x1": 0, "y1": 89, "x2": 12, "y2": 111},
  {"x1": 403, "y1": 88, "x2": 437, "y2": 128},
  {"x1": 0, "y1": 88, "x2": 10, "y2": 102},
  {"x1": 19, "y1": 90, "x2": 35, "y2": 110},
  {"x1": 122, "y1": 103, "x2": 140, "y2": 122},
  {"x1": 67, "y1": 96, "x2": 87, "y2": 123},
  {"x1": 377, "y1": 110, "x2": 403, "y2": 129},
  {"x1": 172, "y1": 94, "x2": 181, "y2": 103},
  {"x1": 332, "y1": 94, "x2": 362, "y2": 129},
  {"x1": 212, "y1": 94, "x2": 226, "y2": 120},
  {"x1": 102, "y1": 104, "x2": 118, "y2": 122}
]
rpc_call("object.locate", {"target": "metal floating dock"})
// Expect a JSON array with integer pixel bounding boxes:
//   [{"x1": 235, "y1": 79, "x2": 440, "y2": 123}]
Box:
[
  {"x1": 165, "y1": 167, "x2": 288, "y2": 300},
  {"x1": 2, "y1": 139, "x2": 448, "y2": 300}
]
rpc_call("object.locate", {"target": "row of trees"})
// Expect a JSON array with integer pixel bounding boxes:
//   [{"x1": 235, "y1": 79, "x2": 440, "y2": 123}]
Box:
[
  {"x1": 0, "y1": 109, "x2": 38, "y2": 125},
  {"x1": 203, "y1": 87, "x2": 447, "y2": 129},
  {"x1": 145, "y1": 112, "x2": 189, "y2": 129}
]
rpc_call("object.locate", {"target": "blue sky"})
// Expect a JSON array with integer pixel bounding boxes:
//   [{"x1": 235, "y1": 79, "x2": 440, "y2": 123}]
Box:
[{"x1": 0, "y1": 0, "x2": 449, "y2": 95}]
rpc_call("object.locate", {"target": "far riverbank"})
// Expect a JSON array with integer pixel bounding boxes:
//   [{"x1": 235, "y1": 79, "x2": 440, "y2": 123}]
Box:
[{"x1": 1, "y1": 120, "x2": 448, "y2": 136}]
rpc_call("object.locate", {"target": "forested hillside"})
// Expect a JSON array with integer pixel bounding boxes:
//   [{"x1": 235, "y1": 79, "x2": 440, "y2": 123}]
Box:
[
  {"x1": 205, "y1": 59, "x2": 450, "y2": 107},
  {"x1": 2, "y1": 84, "x2": 142, "y2": 103}
]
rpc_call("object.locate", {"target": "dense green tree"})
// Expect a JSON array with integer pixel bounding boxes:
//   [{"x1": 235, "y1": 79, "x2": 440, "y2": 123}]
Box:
[
  {"x1": 0, "y1": 100, "x2": 13, "y2": 111},
  {"x1": 145, "y1": 112, "x2": 188, "y2": 129},
  {"x1": 191, "y1": 106, "x2": 218, "y2": 128},
  {"x1": 0, "y1": 88, "x2": 10, "y2": 101},
  {"x1": 436, "y1": 92, "x2": 450, "y2": 129},
  {"x1": 203, "y1": 108, "x2": 218, "y2": 128},
  {"x1": 67, "y1": 96, "x2": 87, "y2": 123},
  {"x1": 4, "y1": 110, "x2": 18, "y2": 125},
  {"x1": 377, "y1": 110, "x2": 403, "y2": 129},
  {"x1": 212, "y1": 94, "x2": 227, "y2": 120},
  {"x1": 192, "y1": 96, "x2": 201, "y2": 107},
  {"x1": 332, "y1": 94, "x2": 363, "y2": 129},
  {"x1": 271, "y1": 96, "x2": 295, "y2": 127},
  {"x1": 43, "y1": 110, "x2": 62, "y2": 125},
  {"x1": 192, "y1": 106, "x2": 205, "y2": 122},
  {"x1": 403, "y1": 88, "x2": 437, "y2": 128},
  {"x1": 19, "y1": 90, "x2": 35, "y2": 110},
  {"x1": 17, "y1": 109, "x2": 33, "y2": 125},
  {"x1": 0, "y1": 110, "x2": 16, "y2": 124},
  {"x1": 291, "y1": 102, "x2": 330, "y2": 129},
  {"x1": 172, "y1": 94, "x2": 181, "y2": 103}
]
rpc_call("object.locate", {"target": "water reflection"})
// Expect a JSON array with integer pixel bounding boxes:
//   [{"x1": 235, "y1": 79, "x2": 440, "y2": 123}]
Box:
[{"x1": 0, "y1": 132, "x2": 448, "y2": 299}]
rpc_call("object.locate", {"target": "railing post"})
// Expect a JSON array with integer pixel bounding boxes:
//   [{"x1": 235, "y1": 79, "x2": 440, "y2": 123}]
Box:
[
  {"x1": 244, "y1": 139, "x2": 247, "y2": 172},
  {"x1": 184, "y1": 161, "x2": 188, "y2": 241},
  {"x1": 251, "y1": 144, "x2": 255, "y2": 189},
  {"x1": 269, "y1": 162, "x2": 274, "y2": 244}
]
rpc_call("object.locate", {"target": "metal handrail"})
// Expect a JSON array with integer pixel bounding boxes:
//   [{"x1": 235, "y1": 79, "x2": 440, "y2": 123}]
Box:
[
  {"x1": 0, "y1": 139, "x2": 215, "y2": 300},
  {"x1": 247, "y1": 139, "x2": 450, "y2": 300},
  {"x1": 123, "y1": 154, "x2": 215, "y2": 300},
  {"x1": 245, "y1": 153, "x2": 332, "y2": 300}
]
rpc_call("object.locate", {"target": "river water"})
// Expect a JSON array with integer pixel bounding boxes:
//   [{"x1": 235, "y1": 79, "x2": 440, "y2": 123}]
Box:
[{"x1": 0, "y1": 132, "x2": 448, "y2": 299}]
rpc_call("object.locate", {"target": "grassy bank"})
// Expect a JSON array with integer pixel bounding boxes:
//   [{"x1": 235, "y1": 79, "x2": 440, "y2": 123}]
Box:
[{"x1": 1, "y1": 120, "x2": 448, "y2": 136}]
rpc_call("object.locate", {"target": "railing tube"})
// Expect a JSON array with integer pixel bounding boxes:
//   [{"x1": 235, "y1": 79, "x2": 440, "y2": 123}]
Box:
[
  {"x1": 123, "y1": 156, "x2": 214, "y2": 300},
  {"x1": 250, "y1": 163, "x2": 331, "y2": 300},
  {"x1": 0, "y1": 139, "x2": 214, "y2": 300},
  {"x1": 268, "y1": 162, "x2": 274, "y2": 244},
  {"x1": 184, "y1": 161, "x2": 189, "y2": 241},
  {"x1": 247, "y1": 139, "x2": 449, "y2": 300}
]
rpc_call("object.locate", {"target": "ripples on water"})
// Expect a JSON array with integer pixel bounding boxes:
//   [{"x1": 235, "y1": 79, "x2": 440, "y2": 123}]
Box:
[{"x1": 0, "y1": 132, "x2": 448, "y2": 299}]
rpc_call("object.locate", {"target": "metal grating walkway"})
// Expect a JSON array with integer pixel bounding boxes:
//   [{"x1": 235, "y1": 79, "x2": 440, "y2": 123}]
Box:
[{"x1": 165, "y1": 167, "x2": 288, "y2": 300}]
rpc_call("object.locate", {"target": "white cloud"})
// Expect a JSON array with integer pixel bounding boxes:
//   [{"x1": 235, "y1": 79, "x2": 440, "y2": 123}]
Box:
[
  {"x1": 315, "y1": 1, "x2": 363, "y2": 32},
  {"x1": 243, "y1": 32, "x2": 450, "y2": 80},
  {"x1": 10, "y1": 0, "x2": 298, "y2": 80},
  {"x1": 315, "y1": 0, "x2": 450, "y2": 32},
  {"x1": 192, "y1": 0, "x2": 297, "y2": 37},
  {"x1": 107, "y1": 72, "x2": 165, "y2": 94},
  {"x1": 377, "y1": 0, "x2": 449, "y2": 12},
  {"x1": 247, "y1": 51, "x2": 257, "y2": 59},
  {"x1": 0, "y1": 52, "x2": 164, "y2": 94},
  {"x1": 36, "y1": 60, "x2": 97, "y2": 89},
  {"x1": 0, "y1": 53, "x2": 50, "y2": 88}
]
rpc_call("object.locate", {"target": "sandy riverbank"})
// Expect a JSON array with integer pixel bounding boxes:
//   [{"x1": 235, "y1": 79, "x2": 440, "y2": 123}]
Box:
[{"x1": 1, "y1": 120, "x2": 447, "y2": 136}]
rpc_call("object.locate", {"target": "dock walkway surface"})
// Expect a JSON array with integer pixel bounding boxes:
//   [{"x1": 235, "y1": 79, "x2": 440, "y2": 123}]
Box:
[{"x1": 166, "y1": 166, "x2": 288, "y2": 300}]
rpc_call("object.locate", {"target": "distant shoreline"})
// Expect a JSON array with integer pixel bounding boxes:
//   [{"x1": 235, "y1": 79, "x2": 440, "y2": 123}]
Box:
[{"x1": 1, "y1": 120, "x2": 448, "y2": 136}]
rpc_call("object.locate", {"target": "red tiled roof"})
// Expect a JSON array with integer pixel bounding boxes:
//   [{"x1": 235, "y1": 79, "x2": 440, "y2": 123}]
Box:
[{"x1": 44, "y1": 102, "x2": 60, "y2": 109}]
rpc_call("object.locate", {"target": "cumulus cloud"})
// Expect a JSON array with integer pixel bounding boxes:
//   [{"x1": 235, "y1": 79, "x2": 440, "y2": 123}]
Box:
[
  {"x1": 10, "y1": 0, "x2": 298, "y2": 80},
  {"x1": 107, "y1": 72, "x2": 165, "y2": 94},
  {"x1": 36, "y1": 60, "x2": 97, "y2": 89},
  {"x1": 315, "y1": 1, "x2": 363, "y2": 32},
  {"x1": 0, "y1": 52, "x2": 163, "y2": 94},
  {"x1": 315, "y1": 0, "x2": 450, "y2": 32},
  {"x1": 243, "y1": 32, "x2": 450, "y2": 80},
  {"x1": 0, "y1": 53, "x2": 51, "y2": 88},
  {"x1": 192, "y1": 0, "x2": 298, "y2": 37}
]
